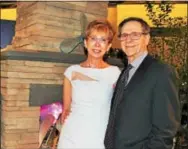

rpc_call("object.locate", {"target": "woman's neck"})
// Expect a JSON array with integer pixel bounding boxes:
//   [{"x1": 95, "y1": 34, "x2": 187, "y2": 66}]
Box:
[{"x1": 82, "y1": 57, "x2": 105, "y2": 68}]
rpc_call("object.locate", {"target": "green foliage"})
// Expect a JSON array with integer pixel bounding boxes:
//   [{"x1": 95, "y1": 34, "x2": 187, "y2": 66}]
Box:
[
  {"x1": 145, "y1": 2, "x2": 188, "y2": 148},
  {"x1": 146, "y1": 1, "x2": 173, "y2": 27},
  {"x1": 145, "y1": 2, "x2": 188, "y2": 96}
]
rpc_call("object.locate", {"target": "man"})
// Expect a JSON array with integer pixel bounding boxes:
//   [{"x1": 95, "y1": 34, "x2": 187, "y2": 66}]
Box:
[{"x1": 104, "y1": 17, "x2": 180, "y2": 149}]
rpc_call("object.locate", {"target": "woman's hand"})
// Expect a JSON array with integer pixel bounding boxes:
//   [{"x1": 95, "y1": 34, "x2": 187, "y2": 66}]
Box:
[{"x1": 61, "y1": 109, "x2": 71, "y2": 124}]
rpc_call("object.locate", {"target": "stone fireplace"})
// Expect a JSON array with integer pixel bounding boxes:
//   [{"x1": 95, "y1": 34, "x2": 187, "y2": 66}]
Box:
[{"x1": 1, "y1": 2, "x2": 123, "y2": 149}]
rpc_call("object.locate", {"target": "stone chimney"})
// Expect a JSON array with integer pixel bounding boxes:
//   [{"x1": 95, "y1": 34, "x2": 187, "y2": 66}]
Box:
[
  {"x1": 9, "y1": 1, "x2": 108, "y2": 54},
  {"x1": 1, "y1": 2, "x2": 112, "y2": 149}
]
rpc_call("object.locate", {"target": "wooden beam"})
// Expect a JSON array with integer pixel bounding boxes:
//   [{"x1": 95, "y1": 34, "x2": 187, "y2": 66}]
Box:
[
  {"x1": 1, "y1": 50, "x2": 124, "y2": 67},
  {"x1": 108, "y1": 1, "x2": 188, "y2": 6}
]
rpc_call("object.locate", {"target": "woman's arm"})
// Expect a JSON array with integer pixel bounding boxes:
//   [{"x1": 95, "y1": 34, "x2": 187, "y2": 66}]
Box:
[{"x1": 61, "y1": 76, "x2": 72, "y2": 124}]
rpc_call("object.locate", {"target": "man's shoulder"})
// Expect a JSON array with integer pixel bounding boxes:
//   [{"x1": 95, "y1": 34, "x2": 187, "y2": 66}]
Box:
[
  {"x1": 147, "y1": 55, "x2": 175, "y2": 77},
  {"x1": 147, "y1": 55, "x2": 169, "y2": 69}
]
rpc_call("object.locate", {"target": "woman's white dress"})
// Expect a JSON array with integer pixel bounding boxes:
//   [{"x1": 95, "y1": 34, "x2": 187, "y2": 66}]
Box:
[{"x1": 57, "y1": 64, "x2": 120, "y2": 149}]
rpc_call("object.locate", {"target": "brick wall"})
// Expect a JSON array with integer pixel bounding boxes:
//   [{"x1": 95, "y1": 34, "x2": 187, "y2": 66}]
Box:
[
  {"x1": 0, "y1": 59, "x2": 70, "y2": 149},
  {"x1": 8, "y1": 1, "x2": 108, "y2": 53},
  {"x1": 1, "y1": 2, "x2": 108, "y2": 149}
]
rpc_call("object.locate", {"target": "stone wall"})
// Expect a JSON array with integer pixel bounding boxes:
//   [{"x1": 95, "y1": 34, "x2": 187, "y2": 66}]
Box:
[
  {"x1": 10, "y1": 1, "x2": 108, "y2": 53},
  {"x1": 0, "y1": 59, "x2": 69, "y2": 149},
  {"x1": 1, "y1": 2, "x2": 109, "y2": 149}
]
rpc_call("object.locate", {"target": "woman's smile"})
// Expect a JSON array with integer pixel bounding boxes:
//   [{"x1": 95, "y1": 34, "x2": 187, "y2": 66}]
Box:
[{"x1": 92, "y1": 49, "x2": 102, "y2": 54}]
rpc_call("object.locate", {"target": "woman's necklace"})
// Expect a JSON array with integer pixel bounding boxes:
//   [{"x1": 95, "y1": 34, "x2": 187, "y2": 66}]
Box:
[{"x1": 84, "y1": 61, "x2": 104, "y2": 68}]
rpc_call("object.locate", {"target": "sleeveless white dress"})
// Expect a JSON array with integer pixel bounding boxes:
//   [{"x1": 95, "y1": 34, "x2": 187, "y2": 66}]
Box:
[{"x1": 57, "y1": 64, "x2": 120, "y2": 149}]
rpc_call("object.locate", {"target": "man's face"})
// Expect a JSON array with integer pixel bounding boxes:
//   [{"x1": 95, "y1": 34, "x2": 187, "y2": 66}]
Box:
[{"x1": 119, "y1": 21, "x2": 150, "y2": 60}]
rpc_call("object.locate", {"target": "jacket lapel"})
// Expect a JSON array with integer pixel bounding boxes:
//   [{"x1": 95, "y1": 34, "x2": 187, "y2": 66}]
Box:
[{"x1": 117, "y1": 54, "x2": 155, "y2": 105}]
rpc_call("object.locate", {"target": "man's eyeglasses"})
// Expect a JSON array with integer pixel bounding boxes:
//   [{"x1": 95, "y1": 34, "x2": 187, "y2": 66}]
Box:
[
  {"x1": 88, "y1": 36, "x2": 109, "y2": 44},
  {"x1": 118, "y1": 32, "x2": 148, "y2": 41}
]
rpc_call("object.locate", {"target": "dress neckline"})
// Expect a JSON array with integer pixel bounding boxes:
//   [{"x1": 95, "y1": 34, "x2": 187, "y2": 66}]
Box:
[{"x1": 77, "y1": 64, "x2": 113, "y2": 70}]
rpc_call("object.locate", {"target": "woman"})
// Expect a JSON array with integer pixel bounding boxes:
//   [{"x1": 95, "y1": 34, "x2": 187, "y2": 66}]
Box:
[{"x1": 57, "y1": 20, "x2": 121, "y2": 149}]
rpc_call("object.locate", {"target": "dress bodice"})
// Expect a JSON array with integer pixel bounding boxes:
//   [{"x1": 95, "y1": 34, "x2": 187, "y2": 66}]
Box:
[
  {"x1": 64, "y1": 65, "x2": 121, "y2": 117},
  {"x1": 57, "y1": 64, "x2": 121, "y2": 149}
]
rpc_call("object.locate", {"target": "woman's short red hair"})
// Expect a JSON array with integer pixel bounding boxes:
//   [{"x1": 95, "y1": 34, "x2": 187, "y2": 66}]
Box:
[{"x1": 85, "y1": 19, "x2": 115, "y2": 43}]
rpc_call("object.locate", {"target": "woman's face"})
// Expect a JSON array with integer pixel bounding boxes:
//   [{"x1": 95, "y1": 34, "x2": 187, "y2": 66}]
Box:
[{"x1": 84, "y1": 30, "x2": 112, "y2": 59}]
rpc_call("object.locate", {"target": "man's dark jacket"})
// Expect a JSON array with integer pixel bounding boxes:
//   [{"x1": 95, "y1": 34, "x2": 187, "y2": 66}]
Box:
[{"x1": 104, "y1": 55, "x2": 181, "y2": 149}]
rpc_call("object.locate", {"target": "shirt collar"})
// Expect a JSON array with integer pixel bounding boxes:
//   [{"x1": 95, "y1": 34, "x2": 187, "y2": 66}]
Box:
[{"x1": 130, "y1": 51, "x2": 148, "y2": 69}]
